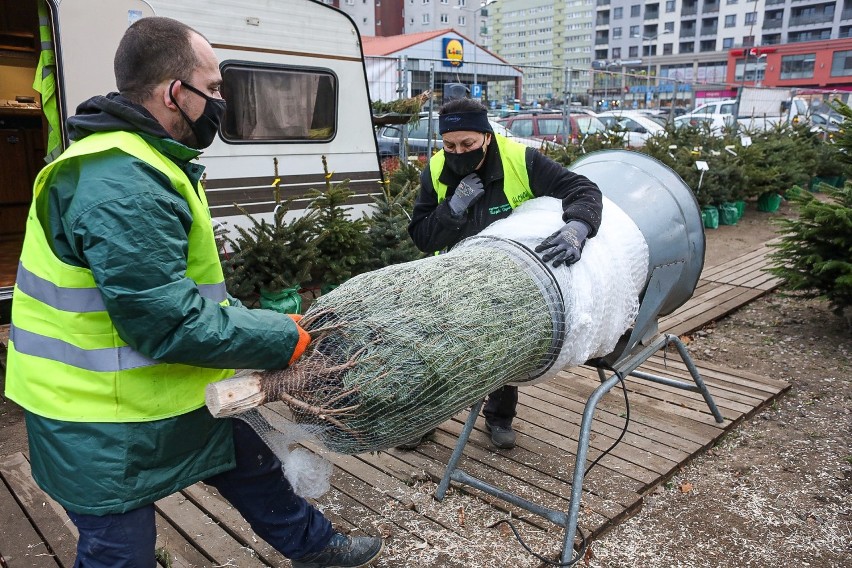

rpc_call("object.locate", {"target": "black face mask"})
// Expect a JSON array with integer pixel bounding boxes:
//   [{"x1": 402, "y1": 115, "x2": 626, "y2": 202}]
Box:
[
  {"x1": 169, "y1": 80, "x2": 226, "y2": 149},
  {"x1": 443, "y1": 137, "x2": 487, "y2": 177}
]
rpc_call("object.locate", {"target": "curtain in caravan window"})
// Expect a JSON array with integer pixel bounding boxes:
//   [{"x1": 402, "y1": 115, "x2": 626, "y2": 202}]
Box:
[
  {"x1": 250, "y1": 72, "x2": 320, "y2": 139},
  {"x1": 221, "y1": 65, "x2": 335, "y2": 142}
]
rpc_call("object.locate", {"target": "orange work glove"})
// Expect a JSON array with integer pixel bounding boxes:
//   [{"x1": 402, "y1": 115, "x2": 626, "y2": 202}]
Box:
[{"x1": 287, "y1": 314, "x2": 311, "y2": 366}]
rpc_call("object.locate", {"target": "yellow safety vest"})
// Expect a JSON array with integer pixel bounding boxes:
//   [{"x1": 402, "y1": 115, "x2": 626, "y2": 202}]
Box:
[
  {"x1": 430, "y1": 133, "x2": 533, "y2": 207},
  {"x1": 5, "y1": 131, "x2": 232, "y2": 422}
]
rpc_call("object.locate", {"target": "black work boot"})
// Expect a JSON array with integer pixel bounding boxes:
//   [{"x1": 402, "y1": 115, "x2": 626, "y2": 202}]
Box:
[
  {"x1": 485, "y1": 421, "x2": 516, "y2": 449},
  {"x1": 394, "y1": 428, "x2": 437, "y2": 450},
  {"x1": 291, "y1": 533, "x2": 384, "y2": 568}
]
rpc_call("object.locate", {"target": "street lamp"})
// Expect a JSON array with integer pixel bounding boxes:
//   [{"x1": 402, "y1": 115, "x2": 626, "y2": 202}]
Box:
[
  {"x1": 631, "y1": 30, "x2": 672, "y2": 108},
  {"x1": 454, "y1": 2, "x2": 488, "y2": 97}
]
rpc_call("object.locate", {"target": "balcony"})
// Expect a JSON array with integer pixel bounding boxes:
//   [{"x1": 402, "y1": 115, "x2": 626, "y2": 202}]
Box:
[
  {"x1": 789, "y1": 13, "x2": 836, "y2": 26},
  {"x1": 597, "y1": 0, "x2": 610, "y2": 5},
  {"x1": 682, "y1": 6, "x2": 698, "y2": 16},
  {"x1": 597, "y1": 16, "x2": 610, "y2": 25},
  {"x1": 766, "y1": 0, "x2": 786, "y2": 4},
  {"x1": 595, "y1": 37, "x2": 610, "y2": 45},
  {"x1": 702, "y1": 1, "x2": 720, "y2": 14},
  {"x1": 842, "y1": 8, "x2": 852, "y2": 19},
  {"x1": 680, "y1": 27, "x2": 697, "y2": 38},
  {"x1": 763, "y1": 18, "x2": 784, "y2": 29},
  {"x1": 700, "y1": 25, "x2": 718, "y2": 35},
  {"x1": 645, "y1": 10, "x2": 660, "y2": 20}
]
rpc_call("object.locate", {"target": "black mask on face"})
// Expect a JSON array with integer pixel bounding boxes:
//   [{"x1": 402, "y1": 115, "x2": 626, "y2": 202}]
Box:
[
  {"x1": 443, "y1": 136, "x2": 488, "y2": 177},
  {"x1": 169, "y1": 80, "x2": 226, "y2": 149}
]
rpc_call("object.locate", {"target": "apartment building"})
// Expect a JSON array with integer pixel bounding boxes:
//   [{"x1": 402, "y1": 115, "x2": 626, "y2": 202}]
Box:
[
  {"x1": 594, "y1": 0, "x2": 852, "y2": 108},
  {"x1": 490, "y1": 0, "x2": 596, "y2": 103}
]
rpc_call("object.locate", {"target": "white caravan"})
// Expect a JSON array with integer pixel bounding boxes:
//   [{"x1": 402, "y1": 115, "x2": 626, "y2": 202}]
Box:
[{"x1": 0, "y1": 0, "x2": 382, "y2": 319}]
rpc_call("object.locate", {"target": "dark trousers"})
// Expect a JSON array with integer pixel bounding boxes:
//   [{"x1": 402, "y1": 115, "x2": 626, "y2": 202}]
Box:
[
  {"x1": 66, "y1": 420, "x2": 333, "y2": 567},
  {"x1": 483, "y1": 385, "x2": 518, "y2": 429}
]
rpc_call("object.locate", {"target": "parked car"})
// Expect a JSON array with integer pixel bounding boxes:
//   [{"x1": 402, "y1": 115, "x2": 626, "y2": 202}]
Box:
[
  {"x1": 376, "y1": 117, "x2": 550, "y2": 158},
  {"x1": 673, "y1": 112, "x2": 737, "y2": 136},
  {"x1": 594, "y1": 110, "x2": 666, "y2": 148},
  {"x1": 497, "y1": 113, "x2": 607, "y2": 144}
]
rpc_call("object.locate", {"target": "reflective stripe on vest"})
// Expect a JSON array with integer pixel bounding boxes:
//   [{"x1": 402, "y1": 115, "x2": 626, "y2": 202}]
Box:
[
  {"x1": 430, "y1": 133, "x2": 533, "y2": 207},
  {"x1": 5, "y1": 131, "x2": 232, "y2": 422}
]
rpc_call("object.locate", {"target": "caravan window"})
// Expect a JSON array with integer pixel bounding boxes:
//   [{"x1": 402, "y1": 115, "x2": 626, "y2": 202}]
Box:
[{"x1": 220, "y1": 63, "x2": 337, "y2": 143}]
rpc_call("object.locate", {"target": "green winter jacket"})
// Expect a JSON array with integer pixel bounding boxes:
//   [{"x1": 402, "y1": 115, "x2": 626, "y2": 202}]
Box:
[{"x1": 8, "y1": 94, "x2": 303, "y2": 515}]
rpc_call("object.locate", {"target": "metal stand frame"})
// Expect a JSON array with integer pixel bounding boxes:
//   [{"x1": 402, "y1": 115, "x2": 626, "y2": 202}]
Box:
[{"x1": 435, "y1": 333, "x2": 724, "y2": 565}]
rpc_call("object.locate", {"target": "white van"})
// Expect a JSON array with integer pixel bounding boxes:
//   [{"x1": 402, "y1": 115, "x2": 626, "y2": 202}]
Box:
[{"x1": 0, "y1": 0, "x2": 383, "y2": 320}]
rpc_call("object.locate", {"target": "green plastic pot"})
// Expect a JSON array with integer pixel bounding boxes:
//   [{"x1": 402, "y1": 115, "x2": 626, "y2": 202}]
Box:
[
  {"x1": 718, "y1": 202, "x2": 739, "y2": 226},
  {"x1": 733, "y1": 200, "x2": 746, "y2": 220},
  {"x1": 702, "y1": 206, "x2": 719, "y2": 229},
  {"x1": 757, "y1": 192, "x2": 782, "y2": 212},
  {"x1": 259, "y1": 286, "x2": 302, "y2": 314}
]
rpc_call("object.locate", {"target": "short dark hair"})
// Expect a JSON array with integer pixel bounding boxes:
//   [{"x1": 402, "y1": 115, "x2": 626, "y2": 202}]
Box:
[
  {"x1": 439, "y1": 98, "x2": 488, "y2": 116},
  {"x1": 114, "y1": 17, "x2": 202, "y2": 103}
]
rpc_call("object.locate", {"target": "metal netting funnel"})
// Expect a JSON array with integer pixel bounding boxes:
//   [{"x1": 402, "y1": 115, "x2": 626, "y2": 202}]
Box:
[{"x1": 569, "y1": 150, "x2": 706, "y2": 365}]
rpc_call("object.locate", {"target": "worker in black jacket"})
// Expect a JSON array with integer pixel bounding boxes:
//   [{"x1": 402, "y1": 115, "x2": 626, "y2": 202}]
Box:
[{"x1": 403, "y1": 98, "x2": 603, "y2": 450}]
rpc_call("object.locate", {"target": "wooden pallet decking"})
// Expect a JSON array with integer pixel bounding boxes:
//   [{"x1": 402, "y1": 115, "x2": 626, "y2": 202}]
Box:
[{"x1": 0, "y1": 241, "x2": 790, "y2": 568}]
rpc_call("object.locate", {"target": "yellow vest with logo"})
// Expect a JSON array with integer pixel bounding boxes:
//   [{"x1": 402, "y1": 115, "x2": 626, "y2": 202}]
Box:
[
  {"x1": 5, "y1": 131, "x2": 232, "y2": 422},
  {"x1": 430, "y1": 133, "x2": 533, "y2": 207}
]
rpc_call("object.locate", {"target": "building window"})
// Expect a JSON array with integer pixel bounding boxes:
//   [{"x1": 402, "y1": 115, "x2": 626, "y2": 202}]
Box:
[
  {"x1": 613, "y1": 47, "x2": 622, "y2": 58},
  {"x1": 629, "y1": 25, "x2": 640, "y2": 37},
  {"x1": 629, "y1": 46, "x2": 638, "y2": 57},
  {"x1": 422, "y1": 13, "x2": 430, "y2": 24},
  {"x1": 725, "y1": 15, "x2": 736, "y2": 27},
  {"x1": 459, "y1": 16, "x2": 466, "y2": 25},
  {"x1": 666, "y1": 1, "x2": 676, "y2": 12},
  {"x1": 742, "y1": 35, "x2": 755, "y2": 47},
  {"x1": 744, "y1": 12, "x2": 757, "y2": 25},
  {"x1": 221, "y1": 63, "x2": 336, "y2": 143},
  {"x1": 664, "y1": 22, "x2": 674, "y2": 32},
  {"x1": 613, "y1": 27, "x2": 622, "y2": 39},
  {"x1": 631, "y1": 4, "x2": 641, "y2": 17},
  {"x1": 722, "y1": 37, "x2": 734, "y2": 48},
  {"x1": 780, "y1": 53, "x2": 816, "y2": 79},
  {"x1": 831, "y1": 50, "x2": 852, "y2": 76},
  {"x1": 727, "y1": 0, "x2": 738, "y2": 3},
  {"x1": 440, "y1": 13, "x2": 448, "y2": 23},
  {"x1": 680, "y1": 42, "x2": 694, "y2": 53}
]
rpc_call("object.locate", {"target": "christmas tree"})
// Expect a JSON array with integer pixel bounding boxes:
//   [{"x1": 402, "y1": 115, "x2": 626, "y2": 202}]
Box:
[{"x1": 306, "y1": 156, "x2": 372, "y2": 289}]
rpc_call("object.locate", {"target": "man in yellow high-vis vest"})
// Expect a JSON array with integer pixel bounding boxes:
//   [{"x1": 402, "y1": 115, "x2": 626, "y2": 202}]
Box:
[
  {"x1": 404, "y1": 98, "x2": 603, "y2": 451},
  {"x1": 4, "y1": 16, "x2": 382, "y2": 568}
]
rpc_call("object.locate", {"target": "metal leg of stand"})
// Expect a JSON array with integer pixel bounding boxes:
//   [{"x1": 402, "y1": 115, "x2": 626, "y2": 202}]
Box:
[
  {"x1": 562, "y1": 371, "x2": 622, "y2": 562},
  {"x1": 435, "y1": 399, "x2": 484, "y2": 501}
]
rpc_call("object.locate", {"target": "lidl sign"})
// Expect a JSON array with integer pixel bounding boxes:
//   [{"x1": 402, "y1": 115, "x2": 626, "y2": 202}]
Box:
[{"x1": 443, "y1": 38, "x2": 464, "y2": 67}]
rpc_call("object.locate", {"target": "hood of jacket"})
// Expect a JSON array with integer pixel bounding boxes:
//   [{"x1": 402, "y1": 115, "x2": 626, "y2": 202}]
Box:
[{"x1": 66, "y1": 92, "x2": 200, "y2": 162}]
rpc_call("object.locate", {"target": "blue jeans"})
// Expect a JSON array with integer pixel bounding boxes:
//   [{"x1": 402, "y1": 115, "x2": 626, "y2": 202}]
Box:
[{"x1": 66, "y1": 420, "x2": 333, "y2": 567}]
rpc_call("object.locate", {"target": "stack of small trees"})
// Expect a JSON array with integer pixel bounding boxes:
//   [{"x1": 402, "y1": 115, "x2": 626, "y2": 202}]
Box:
[{"x1": 222, "y1": 156, "x2": 424, "y2": 311}]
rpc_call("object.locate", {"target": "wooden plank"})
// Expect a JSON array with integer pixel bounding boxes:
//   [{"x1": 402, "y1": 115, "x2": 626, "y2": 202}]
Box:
[
  {"x1": 518, "y1": 387, "x2": 694, "y2": 463},
  {"x1": 0, "y1": 474, "x2": 58, "y2": 567},
  {"x1": 0, "y1": 453, "x2": 74, "y2": 567},
  {"x1": 546, "y1": 370, "x2": 729, "y2": 442},
  {"x1": 438, "y1": 416, "x2": 643, "y2": 510},
  {"x1": 153, "y1": 512, "x2": 208, "y2": 568},
  {"x1": 154, "y1": 492, "x2": 268, "y2": 568},
  {"x1": 180, "y1": 484, "x2": 288, "y2": 567}
]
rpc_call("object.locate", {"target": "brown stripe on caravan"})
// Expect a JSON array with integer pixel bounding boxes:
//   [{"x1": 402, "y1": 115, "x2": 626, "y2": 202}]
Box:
[
  {"x1": 211, "y1": 43, "x2": 363, "y2": 62},
  {"x1": 205, "y1": 170, "x2": 384, "y2": 217}
]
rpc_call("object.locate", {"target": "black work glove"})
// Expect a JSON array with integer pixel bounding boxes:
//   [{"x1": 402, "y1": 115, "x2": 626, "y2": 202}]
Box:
[
  {"x1": 535, "y1": 220, "x2": 591, "y2": 267},
  {"x1": 447, "y1": 173, "x2": 485, "y2": 217}
]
